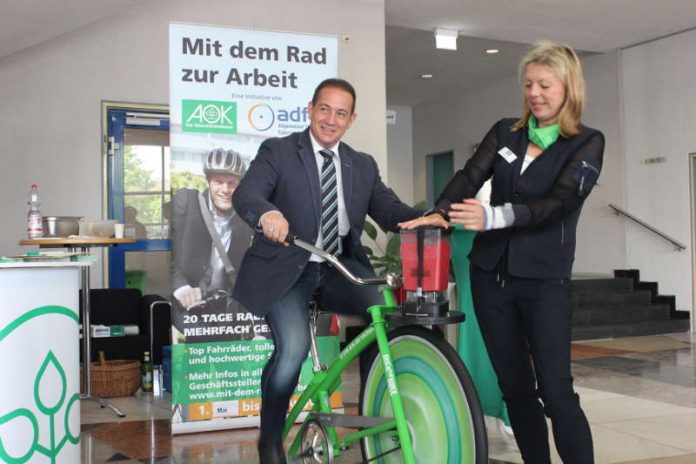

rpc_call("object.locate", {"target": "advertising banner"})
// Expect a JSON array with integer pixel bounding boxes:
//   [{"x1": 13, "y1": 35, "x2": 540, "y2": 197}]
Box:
[{"x1": 168, "y1": 22, "x2": 339, "y2": 434}]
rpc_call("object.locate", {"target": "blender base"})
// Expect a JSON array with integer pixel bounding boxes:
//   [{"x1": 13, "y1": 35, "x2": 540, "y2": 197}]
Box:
[{"x1": 385, "y1": 310, "x2": 465, "y2": 326}]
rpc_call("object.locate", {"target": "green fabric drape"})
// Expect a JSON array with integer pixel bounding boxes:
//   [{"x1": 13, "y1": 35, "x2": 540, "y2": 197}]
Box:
[{"x1": 451, "y1": 226, "x2": 510, "y2": 425}]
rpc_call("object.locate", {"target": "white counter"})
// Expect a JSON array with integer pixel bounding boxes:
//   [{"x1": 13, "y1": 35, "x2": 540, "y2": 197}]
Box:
[
  {"x1": 0, "y1": 263, "x2": 85, "y2": 462},
  {"x1": 0, "y1": 261, "x2": 91, "y2": 268}
]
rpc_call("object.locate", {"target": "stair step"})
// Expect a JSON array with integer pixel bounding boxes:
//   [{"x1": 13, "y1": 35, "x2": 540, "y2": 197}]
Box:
[
  {"x1": 572, "y1": 303, "x2": 672, "y2": 325},
  {"x1": 571, "y1": 278, "x2": 634, "y2": 293},
  {"x1": 572, "y1": 318, "x2": 690, "y2": 341},
  {"x1": 572, "y1": 289, "x2": 652, "y2": 306}
]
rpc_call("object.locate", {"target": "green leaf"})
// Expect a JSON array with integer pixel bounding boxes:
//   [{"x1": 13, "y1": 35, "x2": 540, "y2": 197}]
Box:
[
  {"x1": 414, "y1": 199, "x2": 429, "y2": 210},
  {"x1": 0, "y1": 408, "x2": 38, "y2": 462},
  {"x1": 385, "y1": 233, "x2": 401, "y2": 257},
  {"x1": 34, "y1": 351, "x2": 66, "y2": 415},
  {"x1": 363, "y1": 221, "x2": 378, "y2": 241}
]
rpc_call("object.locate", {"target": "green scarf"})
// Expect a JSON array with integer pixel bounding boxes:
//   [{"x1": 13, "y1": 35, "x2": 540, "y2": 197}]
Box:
[{"x1": 527, "y1": 115, "x2": 560, "y2": 150}]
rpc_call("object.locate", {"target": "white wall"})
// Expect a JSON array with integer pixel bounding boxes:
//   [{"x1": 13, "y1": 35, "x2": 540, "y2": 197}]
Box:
[
  {"x1": 577, "y1": 50, "x2": 626, "y2": 275},
  {"x1": 412, "y1": 74, "x2": 519, "y2": 205},
  {"x1": 0, "y1": 0, "x2": 387, "y2": 286},
  {"x1": 622, "y1": 30, "x2": 696, "y2": 312},
  {"x1": 410, "y1": 51, "x2": 627, "y2": 277},
  {"x1": 386, "y1": 105, "x2": 415, "y2": 203}
]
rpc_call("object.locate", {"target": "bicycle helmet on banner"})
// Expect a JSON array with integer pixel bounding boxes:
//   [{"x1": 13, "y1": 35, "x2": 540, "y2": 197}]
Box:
[{"x1": 203, "y1": 148, "x2": 247, "y2": 177}]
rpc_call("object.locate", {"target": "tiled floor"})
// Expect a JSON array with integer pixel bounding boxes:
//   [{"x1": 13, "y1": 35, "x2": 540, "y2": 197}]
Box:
[{"x1": 81, "y1": 332, "x2": 696, "y2": 463}]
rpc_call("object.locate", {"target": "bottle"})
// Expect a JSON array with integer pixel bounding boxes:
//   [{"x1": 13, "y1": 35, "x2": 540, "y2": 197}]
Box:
[
  {"x1": 27, "y1": 184, "x2": 43, "y2": 239},
  {"x1": 141, "y1": 351, "x2": 153, "y2": 392}
]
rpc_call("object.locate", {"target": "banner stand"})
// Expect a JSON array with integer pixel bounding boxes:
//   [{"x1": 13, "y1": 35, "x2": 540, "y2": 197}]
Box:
[{"x1": 169, "y1": 22, "x2": 338, "y2": 434}]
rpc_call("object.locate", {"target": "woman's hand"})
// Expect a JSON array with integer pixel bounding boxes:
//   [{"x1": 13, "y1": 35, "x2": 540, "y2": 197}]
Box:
[
  {"x1": 449, "y1": 199, "x2": 485, "y2": 231},
  {"x1": 398, "y1": 213, "x2": 449, "y2": 230}
]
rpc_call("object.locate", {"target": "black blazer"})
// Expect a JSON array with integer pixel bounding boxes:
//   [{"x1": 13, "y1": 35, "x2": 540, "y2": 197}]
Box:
[
  {"x1": 437, "y1": 118, "x2": 604, "y2": 279},
  {"x1": 170, "y1": 188, "x2": 253, "y2": 294},
  {"x1": 233, "y1": 129, "x2": 421, "y2": 316}
]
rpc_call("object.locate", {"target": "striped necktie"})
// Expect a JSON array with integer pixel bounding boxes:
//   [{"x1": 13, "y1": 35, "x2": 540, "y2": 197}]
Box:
[{"x1": 319, "y1": 149, "x2": 340, "y2": 255}]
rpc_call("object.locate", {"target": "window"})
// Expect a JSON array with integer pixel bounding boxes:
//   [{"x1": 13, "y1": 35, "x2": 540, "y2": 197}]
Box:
[{"x1": 123, "y1": 129, "x2": 171, "y2": 239}]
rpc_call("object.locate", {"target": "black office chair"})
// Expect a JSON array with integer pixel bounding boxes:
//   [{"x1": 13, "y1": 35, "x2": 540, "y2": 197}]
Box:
[
  {"x1": 80, "y1": 289, "x2": 171, "y2": 364},
  {"x1": 146, "y1": 296, "x2": 171, "y2": 365}
]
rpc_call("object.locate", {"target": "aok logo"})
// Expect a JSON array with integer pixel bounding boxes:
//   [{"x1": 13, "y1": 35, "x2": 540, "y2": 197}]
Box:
[{"x1": 182, "y1": 100, "x2": 237, "y2": 134}]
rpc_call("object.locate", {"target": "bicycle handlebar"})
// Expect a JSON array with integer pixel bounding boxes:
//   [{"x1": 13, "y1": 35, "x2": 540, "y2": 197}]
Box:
[
  {"x1": 187, "y1": 289, "x2": 232, "y2": 310},
  {"x1": 286, "y1": 234, "x2": 402, "y2": 289}
]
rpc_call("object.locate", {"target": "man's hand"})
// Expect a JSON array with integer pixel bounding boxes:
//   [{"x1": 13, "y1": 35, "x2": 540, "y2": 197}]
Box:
[
  {"x1": 399, "y1": 213, "x2": 449, "y2": 230},
  {"x1": 177, "y1": 287, "x2": 203, "y2": 310},
  {"x1": 260, "y1": 211, "x2": 289, "y2": 243}
]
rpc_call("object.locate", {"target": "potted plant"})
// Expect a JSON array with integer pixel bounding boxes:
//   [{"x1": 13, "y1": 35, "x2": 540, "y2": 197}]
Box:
[
  {"x1": 363, "y1": 221, "x2": 402, "y2": 276},
  {"x1": 363, "y1": 221, "x2": 405, "y2": 303}
]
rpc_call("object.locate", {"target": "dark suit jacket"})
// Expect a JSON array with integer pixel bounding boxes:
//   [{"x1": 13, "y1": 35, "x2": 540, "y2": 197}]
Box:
[
  {"x1": 171, "y1": 188, "x2": 253, "y2": 294},
  {"x1": 233, "y1": 129, "x2": 421, "y2": 316},
  {"x1": 437, "y1": 118, "x2": 604, "y2": 279}
]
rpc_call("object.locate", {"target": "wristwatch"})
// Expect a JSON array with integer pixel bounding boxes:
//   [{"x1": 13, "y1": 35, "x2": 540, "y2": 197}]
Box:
[{"x1": 423, "y1": 207, "x2": 450, "y2": 221}]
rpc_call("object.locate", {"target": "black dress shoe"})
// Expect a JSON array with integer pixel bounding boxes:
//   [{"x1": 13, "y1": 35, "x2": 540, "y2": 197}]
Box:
[{"x1": 258, "y1": 437, "x2": 287, "y2": 464}]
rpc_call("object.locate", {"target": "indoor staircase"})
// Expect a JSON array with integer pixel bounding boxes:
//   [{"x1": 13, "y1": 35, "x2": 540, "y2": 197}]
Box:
[{"x1": 571, "y1": 269, "x2": 690, "y2": 340}]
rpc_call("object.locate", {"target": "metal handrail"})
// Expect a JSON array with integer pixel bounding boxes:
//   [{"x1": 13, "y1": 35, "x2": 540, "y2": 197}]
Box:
[{"x1": 608, "y1": 203, "x2": 686, "y2": 251}]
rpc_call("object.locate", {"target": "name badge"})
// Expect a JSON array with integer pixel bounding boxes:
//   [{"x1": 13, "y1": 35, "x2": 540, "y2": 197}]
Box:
[{"x1": 497, "y1": 147, "x2": 517, "y2": 163}]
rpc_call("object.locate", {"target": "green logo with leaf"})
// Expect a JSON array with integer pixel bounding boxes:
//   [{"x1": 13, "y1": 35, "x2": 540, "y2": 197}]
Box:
[{"x1": 0, "y1": 306, "x2": 80, "y2": 463}]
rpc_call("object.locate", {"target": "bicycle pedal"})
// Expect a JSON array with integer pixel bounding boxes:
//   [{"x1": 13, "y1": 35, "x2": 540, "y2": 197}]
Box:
[{"x1": 312, "y1": 412, "x2": 395, "y2": 429}]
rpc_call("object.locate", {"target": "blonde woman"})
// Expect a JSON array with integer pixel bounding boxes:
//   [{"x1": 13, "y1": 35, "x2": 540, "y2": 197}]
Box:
[{"x1": 401, "y1": 40, "x2": 603, "y2": 463}]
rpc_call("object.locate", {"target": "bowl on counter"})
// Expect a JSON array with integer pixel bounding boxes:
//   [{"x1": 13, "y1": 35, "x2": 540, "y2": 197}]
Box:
[
  {"x1": 78, "y1": 218, "x2": 117, "y2": 237},
  {"x1": 42, "y1": 216, "x2": 82, "y2": 237}
]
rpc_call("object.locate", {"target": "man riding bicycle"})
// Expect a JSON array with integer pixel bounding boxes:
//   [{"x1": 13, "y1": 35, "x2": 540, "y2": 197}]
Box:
[{"x1": 232, "y1": 78, "x2": 424, "y2": 464}]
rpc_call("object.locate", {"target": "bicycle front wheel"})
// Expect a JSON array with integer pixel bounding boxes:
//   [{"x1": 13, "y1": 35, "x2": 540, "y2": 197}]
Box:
[{"x1": 359, "y1": 325, "x2": 487, "y2": 464}]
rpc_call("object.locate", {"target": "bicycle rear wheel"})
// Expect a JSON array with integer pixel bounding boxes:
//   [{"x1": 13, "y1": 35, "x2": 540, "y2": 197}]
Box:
[{"x1": 359, "y1": 326, "x2": 487, "y2": 464}]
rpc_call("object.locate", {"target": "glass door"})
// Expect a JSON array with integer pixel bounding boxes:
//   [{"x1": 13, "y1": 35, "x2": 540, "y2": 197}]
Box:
[{"x1": 104, "y1": 103, "x2": 171, "y2": 296}]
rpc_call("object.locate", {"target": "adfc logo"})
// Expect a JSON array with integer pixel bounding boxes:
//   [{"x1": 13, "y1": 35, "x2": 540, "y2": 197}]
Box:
[
  {"x1": 182, "y1": 100, "x2": 237, "y2": 134},
  {"x1": 248, "y1": 104, "x2": 275, "y2": 131}
]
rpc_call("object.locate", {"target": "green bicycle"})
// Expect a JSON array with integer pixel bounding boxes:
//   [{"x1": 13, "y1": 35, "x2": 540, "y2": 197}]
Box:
[{"x1": 283, "y1": 233, "x2": 487, "y2": 463}]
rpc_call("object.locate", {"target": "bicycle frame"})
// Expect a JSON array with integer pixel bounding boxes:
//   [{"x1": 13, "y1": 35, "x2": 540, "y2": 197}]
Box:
[
  {"x1": 284, "y1": 288, "x2": 416, "y2": 464},
  {"x1": 272, "y1": 235, "x2": 481, "y2": 463}
]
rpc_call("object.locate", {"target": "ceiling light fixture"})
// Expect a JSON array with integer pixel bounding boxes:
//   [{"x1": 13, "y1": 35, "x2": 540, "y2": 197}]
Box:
[
  {"x1": 434, "y1": 28, "x2": 458, "y2": 50},
  {"x1": 485, "y1": 48, "x2": 500, "y2": 54},
  {"x1": 420, "y1": 73, "x2": 433, "y2": 79}
]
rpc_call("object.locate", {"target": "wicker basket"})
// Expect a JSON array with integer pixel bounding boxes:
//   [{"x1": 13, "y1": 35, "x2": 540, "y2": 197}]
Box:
[{"x1": 80, "y1": 357, "x2": 141, "y2": 398}]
